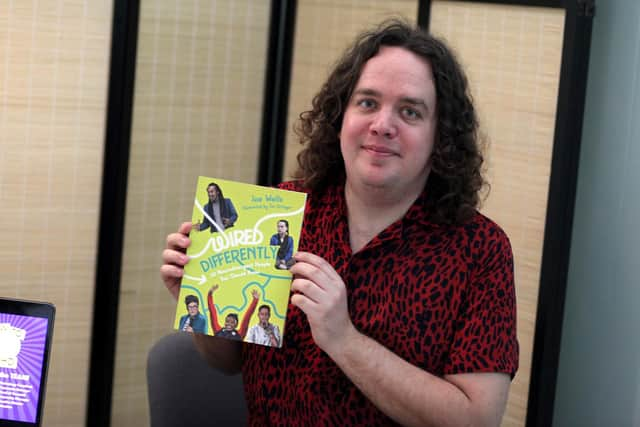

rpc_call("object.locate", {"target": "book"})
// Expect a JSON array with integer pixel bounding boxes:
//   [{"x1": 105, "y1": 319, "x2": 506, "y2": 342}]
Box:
[{"x1": 173, "y1": 177, "x2": 306, "y2": 348}]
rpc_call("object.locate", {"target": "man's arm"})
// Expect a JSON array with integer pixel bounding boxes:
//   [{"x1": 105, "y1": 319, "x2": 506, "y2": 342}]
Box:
[
  {"x1": 290, "y1": 251, "x2": 511, "y2": 427},
  {"x1": 330, "y1": 330, "x2": 509, "y2": 427}
]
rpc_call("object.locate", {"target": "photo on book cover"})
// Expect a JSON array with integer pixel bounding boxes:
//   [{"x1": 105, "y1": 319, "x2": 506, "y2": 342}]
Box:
[{"x1": 173, "y1": 176, "x2": 306, "y2": 348}]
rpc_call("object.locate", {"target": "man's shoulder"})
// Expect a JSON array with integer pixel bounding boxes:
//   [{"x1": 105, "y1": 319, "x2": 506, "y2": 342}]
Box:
[{"x1": 277, "y1": 180, "x2": 308, "y2": 193}]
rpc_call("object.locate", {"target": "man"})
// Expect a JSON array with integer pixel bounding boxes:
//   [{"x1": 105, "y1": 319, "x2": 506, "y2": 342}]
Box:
[
  {"x1": 177, "y1": 295, "x2": 206, "y2": 334},
  {"x1": 246, "y1": 305, "x2": 280, "y2": 347},
  {"x1": 193, "y1": 182, "x2": 238, "y2": 233},
  {"x1": 162, "y1": 20, "x2": 517, "y2": 426}
]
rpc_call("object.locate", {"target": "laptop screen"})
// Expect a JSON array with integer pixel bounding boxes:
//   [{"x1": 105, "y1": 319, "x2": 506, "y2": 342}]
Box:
[{"x1": 0, "y1": 299, "x2": 55, "y2": 427}]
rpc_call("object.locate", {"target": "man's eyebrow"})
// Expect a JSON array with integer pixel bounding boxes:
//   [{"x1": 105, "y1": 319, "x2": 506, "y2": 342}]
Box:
[
  {"x1": 400, "y1": 96, "x2": 429, "y2": 109},
  {"x1": 353, "y1": 89, "x2": 429, "y2": 110},
  {"x1": 352, "y1": 88, "x2": 380, "y2": 97}
]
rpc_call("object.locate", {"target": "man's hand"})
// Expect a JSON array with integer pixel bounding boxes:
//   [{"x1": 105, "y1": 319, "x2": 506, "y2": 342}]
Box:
[
  {"x1": 289, "y1": 251, "x2": 357, "y2": 355},
  {"x1": 160, "y1": 222, "x2": 193, "y2": 300},
  {"x1": 251, "y1": 289, "x2": 260, "y2": 300}
]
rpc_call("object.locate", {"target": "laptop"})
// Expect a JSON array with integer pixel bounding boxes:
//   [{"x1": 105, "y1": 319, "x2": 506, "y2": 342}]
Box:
[{"x1": 0, "y1": 298, "x2": 55, "y2": 427}]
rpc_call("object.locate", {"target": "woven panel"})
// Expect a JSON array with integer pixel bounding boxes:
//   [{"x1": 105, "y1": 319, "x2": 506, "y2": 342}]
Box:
[
  {"x1": 0, "y1": 1, "x2": 112, "y2": 425},
  {"x1": 112, "y1": 0, "x2": 270, "y2": 424},
  {"x1": 430, "y1": 2, "x2": 565, "y2": 425}
]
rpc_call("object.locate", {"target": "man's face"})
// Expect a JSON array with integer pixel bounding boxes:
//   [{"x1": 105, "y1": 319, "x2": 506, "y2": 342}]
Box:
[
  {"x1": 258, "y1": 308, "x2": 270, "y2": 325},
  {"x1": 187, "y1": 302, "x2": 199, "y2": 316},
  {"x1": 277, "y1": 221, "x2": 287, "y2": 235},
  {"x1": 340, "y1": 46, "x2": 437, "y2": 198},
  {"x1": 224, "y1": 315, "x2": 238, "y2": 330},
  {"x1": 207, "y1": 185, "x2": 219, "y2": 202}
]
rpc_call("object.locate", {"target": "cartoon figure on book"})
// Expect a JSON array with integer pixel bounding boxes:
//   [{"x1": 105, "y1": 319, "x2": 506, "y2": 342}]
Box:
[
  {"x1": 192, "y1": 182, "x2": 237, "y2": 233},
  {"x1": 178, "y1": 294, "x2": 207, "y2": 334},
  {"x1": 161, "y1": 19, "x2": 518, "y2": 426},
  {"x1": 246, "y1": 304, "x2": 280, "y2": 347},
  {"x1": 207, "y1": 285, "x2": 259, "y2": 341},
  {"x1": 270, "y1": 219, "x2": 295, "y2": 270}
]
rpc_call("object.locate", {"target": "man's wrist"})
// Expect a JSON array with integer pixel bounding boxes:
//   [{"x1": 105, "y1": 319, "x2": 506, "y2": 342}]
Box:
[{"x1": 325, "y1": 323, "x2": 362, "y2": 362}]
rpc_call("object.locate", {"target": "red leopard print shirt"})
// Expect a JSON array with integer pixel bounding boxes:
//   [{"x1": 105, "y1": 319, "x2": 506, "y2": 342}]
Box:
[{"x1": 242, "y1": 181, "x2": 518, "y2": 426}]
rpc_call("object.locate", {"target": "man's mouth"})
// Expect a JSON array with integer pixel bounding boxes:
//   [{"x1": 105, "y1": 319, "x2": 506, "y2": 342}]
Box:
[{"x1": 362, "y1": 144, "x2": 396, "y2": 155}]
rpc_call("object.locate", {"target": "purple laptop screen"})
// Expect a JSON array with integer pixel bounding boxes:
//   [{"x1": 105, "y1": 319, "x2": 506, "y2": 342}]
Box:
[{"x1": 0, "y1": 313, "x2": 48, "y2": 423}]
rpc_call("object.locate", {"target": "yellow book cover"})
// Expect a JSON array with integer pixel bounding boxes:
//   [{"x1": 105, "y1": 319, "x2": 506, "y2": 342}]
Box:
[{"x1": 174, "y1": 177, "x2": 306, "y2": 348}]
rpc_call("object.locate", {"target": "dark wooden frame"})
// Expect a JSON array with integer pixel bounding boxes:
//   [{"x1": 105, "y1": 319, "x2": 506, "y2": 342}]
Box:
[
  {"x1": 88, "y1": 0, "x2": 594, "y2": 426},
  {"x1": 87, "y1": 0, "x2": 139, "y2": 426}
]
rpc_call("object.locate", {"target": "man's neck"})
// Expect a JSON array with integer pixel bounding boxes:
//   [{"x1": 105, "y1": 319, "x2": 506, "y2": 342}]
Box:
[{"x1": 345, "y1": 181, "x2": 423, "y2": 253}]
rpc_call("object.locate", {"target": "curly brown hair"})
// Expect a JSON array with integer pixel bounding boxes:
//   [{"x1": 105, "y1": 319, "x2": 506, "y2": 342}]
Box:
[{"x1": 293, "y1": 19, "x2": 486, "y2": 225}]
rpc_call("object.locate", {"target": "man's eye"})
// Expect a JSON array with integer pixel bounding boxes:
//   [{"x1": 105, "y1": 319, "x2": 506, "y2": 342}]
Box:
[
  {"x1": 357, "y1": 99, "x2": 376, "y2": 109},
  {"x1": 402, "y1": 107, "x2": 421, "y2": 120}
]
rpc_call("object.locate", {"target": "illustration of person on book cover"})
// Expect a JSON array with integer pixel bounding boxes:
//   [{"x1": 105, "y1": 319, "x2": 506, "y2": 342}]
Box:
[
  {"x1": 246, "y1": 304, "x2": 281, "y2": 347},
  {"x1": 207, "y1": 285, "x2": 258, "y2": 341},
  {"x1": 192, "y1": 182, "x2": 238, "y2": 233},
  {"x1": 178, "y1": 294, "x2": 207, "y2": 334},
  {"x1": 270, "y1": 219, "x2": 295, "y2": 270}
]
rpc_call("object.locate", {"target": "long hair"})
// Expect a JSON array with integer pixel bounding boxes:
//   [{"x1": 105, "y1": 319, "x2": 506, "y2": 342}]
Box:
[
  {"x1": 293, "y1": 19, "x2": 485, "y2": 225},
  {"x1": 207, "y1": 182, "x2": 232, "y2": 219}
]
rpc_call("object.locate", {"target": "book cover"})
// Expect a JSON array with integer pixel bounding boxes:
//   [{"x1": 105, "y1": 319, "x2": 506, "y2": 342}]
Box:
[{"x1": 174, "y1": 177, "x2": 306, "y2": 348}]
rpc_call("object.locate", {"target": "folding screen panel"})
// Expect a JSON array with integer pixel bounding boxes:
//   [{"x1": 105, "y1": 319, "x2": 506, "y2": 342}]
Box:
[
  {"x1": 110, "y1": 1, "x2": 270, "y2": 424},
  {"x1": 429, "y1": 1, "x2": 565, "y2": 425},
  {"x1": 0, "y1": 2, "x2": 113, "y2": 426}
]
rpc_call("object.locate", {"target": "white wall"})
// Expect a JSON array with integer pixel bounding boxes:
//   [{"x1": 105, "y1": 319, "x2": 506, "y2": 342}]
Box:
[{"x1": 554, "y1": 1, "x2": 640, "y2": 426}]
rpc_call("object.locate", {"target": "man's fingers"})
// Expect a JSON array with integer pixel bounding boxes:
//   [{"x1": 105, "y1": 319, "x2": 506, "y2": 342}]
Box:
[
  {"x1": 289, "y1": 260, "x2": 337, "y2": 291},
  {"x1": 166, "y1": 232, "x2": 191, "y2": 251},
  {"x1": 293, "y1": 251, "x2": 327, "y2": 267},
  {"x1": 160, "y1": 265, "x2": 183, "y2": 300},
  {"x1": 292, "y1": 252, "x2": 342, "y2": 282},
  {"x1": 291, "y1": 278, "x2": 324, "y2": 303},
  {"x1": 160, "y1": 264, "x2": 184, "y2": 280},
  {"x1": 165, "y1": 222, "x2": 193, "y2": 249},
  {"x1": 162, "y1": 248, "x2": 189, "y2": 266},
  {"x1": 178, "y1": 221, "x2": 193, "y2": 234},
  {"x1": 291, "y1": 292, "x2": 317, "y2": 313}
]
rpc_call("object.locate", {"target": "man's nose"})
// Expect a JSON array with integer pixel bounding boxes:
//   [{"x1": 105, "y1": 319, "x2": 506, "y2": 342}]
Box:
[{"x1": 369, "y1": 108, "x2": 397, "y2": 139}]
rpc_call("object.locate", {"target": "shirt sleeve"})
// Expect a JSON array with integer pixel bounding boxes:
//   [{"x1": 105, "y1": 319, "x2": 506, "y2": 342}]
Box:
[
  {"x1": 445, "y1": 224, "x2": 519, "y2": 377},
  {"x1": 273, "y1": 325, "x2": 281, "y2": 347}
]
